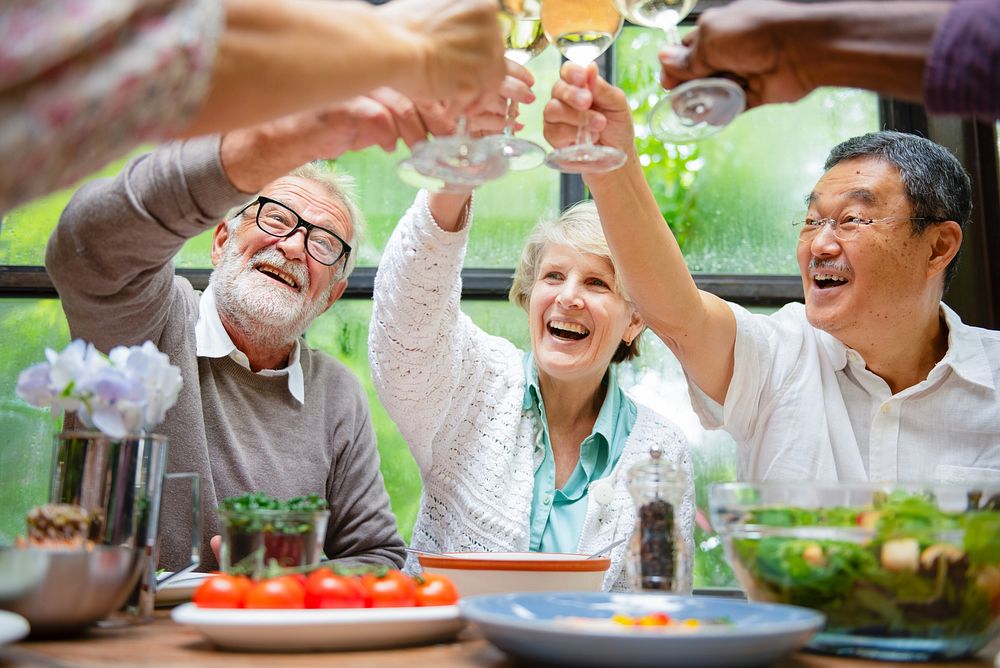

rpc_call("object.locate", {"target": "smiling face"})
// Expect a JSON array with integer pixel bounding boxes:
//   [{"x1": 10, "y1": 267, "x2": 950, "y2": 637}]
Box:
[
  {"x1": 798, "y1": 157, "x2": 942, "y2": 347},
  {"x1": 528, "y1": 243, "x2": 643, "y2": 388},
  {"x1": 210, "y1": 176, "x2": 351, "y2": 344}
]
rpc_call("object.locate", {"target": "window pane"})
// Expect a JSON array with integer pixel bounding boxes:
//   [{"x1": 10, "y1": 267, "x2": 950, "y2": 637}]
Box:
[
  {"x1": 0, "y1": 150, "x2": 146, "y2": 266},
  {"x1": 0, "y1": 299, "x2": 70, "y2": 543},
  {"x1": 614, "y1": 26, "x2": 880, "y2": 274}
]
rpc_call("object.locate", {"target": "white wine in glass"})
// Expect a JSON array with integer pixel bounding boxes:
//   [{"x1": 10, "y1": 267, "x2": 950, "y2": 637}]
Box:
[
  {"x1": 491, "y1": 4, "x2": 550, "y2": 171},
  {"x1": 541, "y1": 0, "x2": 626, "y2": 173},
  {"x1": 500, "y1": 12, "x2": 547, "y2": 65},
  {"x1": 543, "y1": 0, "x2": 622, "y2": 65},
  {"x1": 618, "y1": 0, "x2": 694, "y2": 30},
  {"x1": 615, "y1": 0, "x2": 745, "y2": 143}
]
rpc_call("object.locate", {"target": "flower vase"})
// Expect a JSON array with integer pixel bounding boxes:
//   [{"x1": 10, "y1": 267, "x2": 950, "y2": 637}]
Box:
[{"x1": 49, "y1": 431, "x2": 200, "y2": 624}]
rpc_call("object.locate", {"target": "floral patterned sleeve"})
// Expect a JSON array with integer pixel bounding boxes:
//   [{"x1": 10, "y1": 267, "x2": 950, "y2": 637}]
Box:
[{"x1": 0, "y1": 0, "x2": 223, "y2": 213}]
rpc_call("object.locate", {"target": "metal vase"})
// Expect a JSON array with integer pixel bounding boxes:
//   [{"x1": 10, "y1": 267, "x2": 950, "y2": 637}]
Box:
[{"x1": 49, "y1": 431, "x2": 200, "y2": 624}]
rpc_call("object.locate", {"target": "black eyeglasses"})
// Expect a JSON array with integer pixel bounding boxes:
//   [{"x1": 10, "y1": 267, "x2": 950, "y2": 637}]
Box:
[{"x1": 235, "y1": 196, "x2": 352, "y2": 271}]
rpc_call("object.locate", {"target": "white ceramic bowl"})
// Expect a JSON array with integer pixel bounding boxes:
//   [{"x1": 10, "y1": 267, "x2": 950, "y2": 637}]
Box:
[{"x1": 417, "y1": 552, "x2": 610, "y2": 597}]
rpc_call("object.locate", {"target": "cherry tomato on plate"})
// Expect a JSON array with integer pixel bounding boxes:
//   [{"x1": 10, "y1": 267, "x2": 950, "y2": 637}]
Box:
[
  {"x1": 361, "y1": 569, "x2": 417, "y2": 607},
  {"x1": 245, "y1": 575, "x2": 306, "y2": 609},
  {"x1": 414, "y1": 573, "x2": 459, "y2": 606},
  {"x1": 192, "y1": 574, "x2": 251, "y2": 608},
  {"x1": 304, "y1": 568, "x2": 368, "y2": 609}
]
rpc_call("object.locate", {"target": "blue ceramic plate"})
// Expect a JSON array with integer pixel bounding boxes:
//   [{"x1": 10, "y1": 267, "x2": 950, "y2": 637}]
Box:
[{"x1": 460, "y1": 592, "x2": 824, "y2": 668}]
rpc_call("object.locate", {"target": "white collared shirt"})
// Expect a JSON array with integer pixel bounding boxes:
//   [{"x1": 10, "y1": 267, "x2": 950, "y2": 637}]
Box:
[
  {"x1": 688, "y1": 302, "x2": 1000, "y2": 483},
  {"x1": 195, "y1": 287, "x2": 305, "y2": 404}
]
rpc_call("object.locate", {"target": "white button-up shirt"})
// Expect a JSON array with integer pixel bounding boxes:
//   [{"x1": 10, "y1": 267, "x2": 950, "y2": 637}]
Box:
[
  {"x1": 688, "y1": 302, "x2": 1000, "y2": 483},
  {"x1": 194, "y1": 287, "x2": 305, "y2": 404}
]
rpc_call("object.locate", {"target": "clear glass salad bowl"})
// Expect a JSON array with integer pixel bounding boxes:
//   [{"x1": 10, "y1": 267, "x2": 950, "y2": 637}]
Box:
[{"x1": 709, "y1": 482, "x2": 1000, "y2": 661}]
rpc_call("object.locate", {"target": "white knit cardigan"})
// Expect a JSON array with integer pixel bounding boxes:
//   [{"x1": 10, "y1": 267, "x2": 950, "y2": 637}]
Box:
[{"x1": 369, "y1": 191, "x2": 694, "y2": 591}]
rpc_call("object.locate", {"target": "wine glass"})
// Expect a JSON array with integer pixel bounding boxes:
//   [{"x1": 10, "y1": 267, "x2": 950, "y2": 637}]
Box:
[
  {"x1": 484, "y1": 0, "x2": 549, "y2": 171},
  {"x1": 615, "y1": 0, "x2": 745, "y2": 143},
  {"x1": 395, "y1": 115, "x2": 508, "y2": 192},
  {"x1": 541, "y1": 0, "x2": 627, "y2": 174}
]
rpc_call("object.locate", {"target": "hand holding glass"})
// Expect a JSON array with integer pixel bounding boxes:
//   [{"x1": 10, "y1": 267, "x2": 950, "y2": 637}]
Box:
[
  {"x1": 614, "y1": 0, "x2": 745, "y2": 143},
  {"x1": 542, "y1": 0, "x2": 627, "y2": 173}
]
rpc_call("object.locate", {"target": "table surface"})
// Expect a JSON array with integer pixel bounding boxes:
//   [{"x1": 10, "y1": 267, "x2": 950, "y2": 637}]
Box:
[{"x1": 2, "y1": 611, "x2": 998, "y2": 668}]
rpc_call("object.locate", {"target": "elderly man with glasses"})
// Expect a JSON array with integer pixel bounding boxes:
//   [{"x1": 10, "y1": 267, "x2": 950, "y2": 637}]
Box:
[
  {"x1": 545, "y1": 64, "x2": 1000, "y2": 484},
  {"x1": 44, "y1": 98, "x2": 425, "y2": 572}
]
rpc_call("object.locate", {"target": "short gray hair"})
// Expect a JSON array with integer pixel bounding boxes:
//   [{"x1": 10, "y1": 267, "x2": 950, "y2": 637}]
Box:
[
  {"x1": 226, "y1": 161, "x2": 365, "y2": 278},
  {"x1": 509, "y1": 200, "x2": 641, "y2": 363},
  {"x1": 823, "y1": 131, "x2": 971, "y2": 290}
]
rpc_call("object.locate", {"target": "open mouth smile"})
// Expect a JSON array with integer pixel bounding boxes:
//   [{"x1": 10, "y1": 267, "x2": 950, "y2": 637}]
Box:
[
  {"x1": 548, "y1": 320, "x2": 590, "y2": 341},
  {"x1": 255, "y1": 263, "x2": 300, "y2": 290},
  {"x1": 812, "y1": 272, "x2": 849, "y2": 290}
]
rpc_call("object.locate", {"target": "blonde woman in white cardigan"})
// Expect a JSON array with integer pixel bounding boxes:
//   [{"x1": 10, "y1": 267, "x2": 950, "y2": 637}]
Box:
[{"x1": 369, "y1": 189, "x2": 694, "y2": 591}]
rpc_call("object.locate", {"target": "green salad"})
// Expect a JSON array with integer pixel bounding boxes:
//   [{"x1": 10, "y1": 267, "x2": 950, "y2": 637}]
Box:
[{"x1": 729, "y1": 490, "x2": 1000, "y2": 638}]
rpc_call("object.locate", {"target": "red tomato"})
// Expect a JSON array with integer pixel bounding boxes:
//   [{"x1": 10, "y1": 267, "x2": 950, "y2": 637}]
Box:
[
  {"x1": 192, "y1": 574, "x2": 251, "y2": 608},
  {"x1": 304, "y1": 568, "x2": 367, "y2": 609},
  {"x1": 361, "y1": 570, "x2": 417, "y2": 608},
  {"x1": 414, "y1": 573, "x2": 459, "y2": 606},
  {"x1": 245, "y1": 575, "x2": 306, "y2": 609}
]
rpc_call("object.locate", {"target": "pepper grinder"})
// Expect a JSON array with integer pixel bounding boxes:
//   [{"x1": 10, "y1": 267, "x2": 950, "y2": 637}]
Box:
[{"x1": 626, "y1": 443, "x2": 691, "y2": 593}]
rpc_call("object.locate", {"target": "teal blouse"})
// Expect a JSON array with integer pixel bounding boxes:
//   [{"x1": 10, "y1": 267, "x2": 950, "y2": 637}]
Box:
[{"x1": 522, "y1": 352, "x2": 636, "y2": 553}]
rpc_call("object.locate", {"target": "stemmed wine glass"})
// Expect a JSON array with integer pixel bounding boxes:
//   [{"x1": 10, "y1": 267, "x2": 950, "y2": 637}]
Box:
[
  {"x1": 614, "y1": 0, "x2": 745, "y2": 143},
  {"x1": 541, "y1": 0, "x2": 627, "y2": 174},
  {"x1": 484, "y1": 0, "x2": 549, "y2": 171},
  {"x1": 396, "y1": 114, "x2": 509, "y2": 193}
]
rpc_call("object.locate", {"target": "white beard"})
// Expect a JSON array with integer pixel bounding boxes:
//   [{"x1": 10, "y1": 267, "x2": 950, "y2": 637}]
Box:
[{"x1": 210, "y1": 242, "x2": 333, "y2": 351}]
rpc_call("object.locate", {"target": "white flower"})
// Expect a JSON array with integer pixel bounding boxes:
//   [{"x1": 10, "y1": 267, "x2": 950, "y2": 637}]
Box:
[
  {"x1": 110, "y1": 341, "x2": 184, "y2": 431},
  {"x1": 16, "y1": 339, "x2": 183, "y2": 439}
]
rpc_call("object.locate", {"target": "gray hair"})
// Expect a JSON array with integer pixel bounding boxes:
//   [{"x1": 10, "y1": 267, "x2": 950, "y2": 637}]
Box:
[
  {"x1": 823, "y1": 131, "x2": 971, "y2": 290},
  {"x1": 226, "y1": 161, "x2": 365, "y2": 279},
  {"x1": 509, "y1": 200, "x2": 641, "y2": 363}
]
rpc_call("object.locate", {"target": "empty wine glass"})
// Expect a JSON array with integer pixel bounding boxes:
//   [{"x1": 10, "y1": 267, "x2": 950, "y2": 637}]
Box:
[
  {"x1": 396, "y1": 115, "x2": 508, "y2": 192},
  {"x1": 614, "y1": 0, "x2": 746, "y2": 143},
  {"x1": 485, "y1": 0, "x2": 549, "y2": 171},
  {"x1": 542, "y1": 0, "x2": 627, "y2": 174}
]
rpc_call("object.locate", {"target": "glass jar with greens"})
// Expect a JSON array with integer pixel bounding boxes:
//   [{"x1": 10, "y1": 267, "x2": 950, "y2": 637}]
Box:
[{"x1": 218, "y1": 492, "x2": 329, "y2": 578}]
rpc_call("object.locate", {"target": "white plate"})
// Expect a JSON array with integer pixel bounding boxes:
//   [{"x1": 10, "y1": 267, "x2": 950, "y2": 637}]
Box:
[
  {"x1": 460, "y1": 592, "x2": 825, "y2": 668},
  {"x1": 171, "y1": 603, "x2": 464, "y2": 651},
  {"x1": 0, "y1": 610, "x2": 29, "y2": 645},
  {"x1": 155, "y1": 572, "x2": 215, "y2": 607}
]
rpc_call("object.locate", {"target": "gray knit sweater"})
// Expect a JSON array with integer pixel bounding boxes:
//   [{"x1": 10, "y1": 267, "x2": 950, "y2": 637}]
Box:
[{"x1": 46, "y1": 136, "x2": 405, "y2": 571}]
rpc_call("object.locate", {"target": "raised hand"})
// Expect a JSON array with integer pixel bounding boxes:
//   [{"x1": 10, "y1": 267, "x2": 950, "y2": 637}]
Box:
[
  {"x1": 543, "y1": 62, "x2": 635, "y2": 158},
  {"x1": 463, "y1": 59, "x2": 536, "y2": 138},
  {"x1": 380, "y1": 0, "x2": 508, "y2": 112},
  {"x1": 220, "y1": 93, "x2": 453, "y2": 192},
  {"x1": 658, "y1": 0, "x2": 810, "y2": 109}
]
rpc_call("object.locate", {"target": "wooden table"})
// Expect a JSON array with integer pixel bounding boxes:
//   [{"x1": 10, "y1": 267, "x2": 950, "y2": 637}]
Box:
[{"x1": 3, "y1": 612, "x2": 998, "y2": 668}]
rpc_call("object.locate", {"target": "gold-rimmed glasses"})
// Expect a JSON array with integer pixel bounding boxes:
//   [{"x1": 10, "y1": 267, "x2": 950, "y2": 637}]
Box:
[{"x1": 793, "y1": 215, "x2": 938, "y2": 243}]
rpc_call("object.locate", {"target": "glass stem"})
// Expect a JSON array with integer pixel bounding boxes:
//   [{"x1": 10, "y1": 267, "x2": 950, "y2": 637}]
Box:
[
  {"x1": 503, "y1": 100, "x2": 516, "y2": 139},
  {"x1": 456, "y1": 116, "x2": 470, "y2": 158},
  {"x1": 662, "y1": 25, "x2": 680, "y2": 92},
  {"x1": 576, "y1": 111, "x2": 594, "y2": 149}
]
